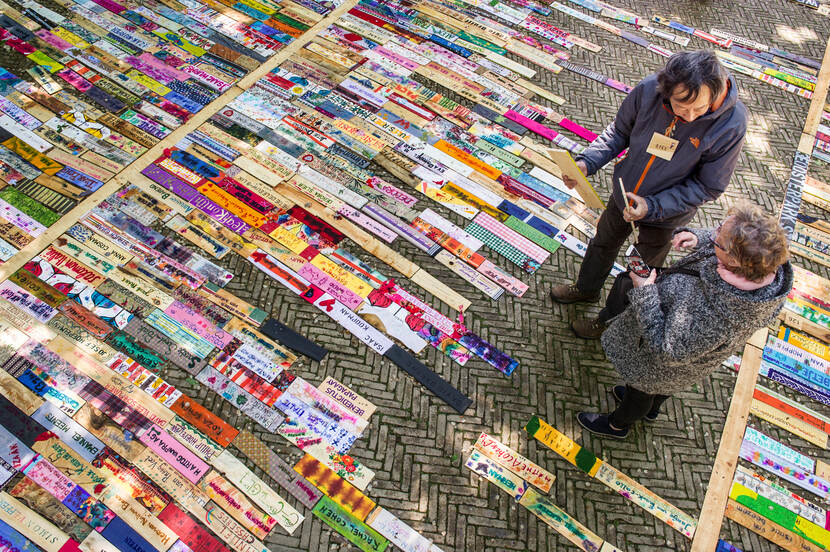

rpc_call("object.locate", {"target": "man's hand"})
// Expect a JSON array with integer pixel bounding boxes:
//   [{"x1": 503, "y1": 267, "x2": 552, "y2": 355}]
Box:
[
  {"x1": 623, "y1": 192, "x2": 648, "y2": 222},
  {"x1": 672, "y1": 231, "x2": 698, "y2": 250},
  {"x1": 630, "y1": 268, "x2": 657, "y2": 288},
  {"x1": 562, "y1": 160, "x2": 587, "y2": 189}
]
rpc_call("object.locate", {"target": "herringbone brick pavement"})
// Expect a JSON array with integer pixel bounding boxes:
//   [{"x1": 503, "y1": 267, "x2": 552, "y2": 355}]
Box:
[{"x1": 151, "y1": 0, "x2": 830, "y2": 550}]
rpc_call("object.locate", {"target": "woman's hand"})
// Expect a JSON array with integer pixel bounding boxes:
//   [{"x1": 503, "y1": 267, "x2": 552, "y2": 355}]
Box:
[
  {"x1": 672, "y1": 231, "x2": 698, "y2": 250},
  {"x1": 630, "y1": 269, "x2": 657, "y2": 288}
]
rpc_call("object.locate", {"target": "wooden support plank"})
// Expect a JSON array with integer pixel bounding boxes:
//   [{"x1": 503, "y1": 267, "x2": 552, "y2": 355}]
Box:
[
  {"x1": 799, "y1": 38, "x2": 830, "y2": 155},
  {"x1": 690, "y1": 331, "x2": 767, "y2": 552},
  {"x1": 780, "y1": 36, "x2": 830, "y2": 237},
  {"x1": 748, "y1": 327, "x2": 770, "y2": 349},
  {"x1": 0, "y1": 0, "x2": 363, "y2": 282},
  {"x1": 409, "y1": 268, "x2": 472, "y2": 312}
]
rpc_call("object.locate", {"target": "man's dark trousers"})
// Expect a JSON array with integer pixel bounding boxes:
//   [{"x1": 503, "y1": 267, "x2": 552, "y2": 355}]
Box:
[{"x1": 575, "y1": 199, "x2": 696, "y2": 321}]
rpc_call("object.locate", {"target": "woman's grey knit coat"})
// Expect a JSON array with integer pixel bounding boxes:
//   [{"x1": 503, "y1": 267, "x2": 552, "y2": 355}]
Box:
[{"x1": 601, "y1": 228, "x2": 794, "y2": 395}]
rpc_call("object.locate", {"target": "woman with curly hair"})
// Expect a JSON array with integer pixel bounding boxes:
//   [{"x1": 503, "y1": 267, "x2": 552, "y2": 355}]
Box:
[{"x1": 578, "y1": 202, "x2": 793, "y2": 439}]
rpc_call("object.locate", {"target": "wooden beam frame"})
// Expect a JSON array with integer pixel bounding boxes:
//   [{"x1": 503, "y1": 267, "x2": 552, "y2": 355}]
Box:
[
  {"x1": 689, "y1": 329, "x2": 767, "y2": 551},
  {"x1": 780, "y1": 36, "x2": 830, "y2": 239}
]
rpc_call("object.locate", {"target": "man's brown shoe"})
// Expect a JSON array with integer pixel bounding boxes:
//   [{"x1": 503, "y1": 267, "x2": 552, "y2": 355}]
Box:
[
  {"x1": 571, "y1": 318, "x2": 607, "y2": 339},
  {"x1": 550, "y1": 283, "x2": 601, "y2": 304}
]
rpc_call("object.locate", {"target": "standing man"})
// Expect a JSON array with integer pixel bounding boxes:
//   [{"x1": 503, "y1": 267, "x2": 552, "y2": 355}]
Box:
[{"x1": 550, "y1": 50, "x2": 748, "y2": 338}]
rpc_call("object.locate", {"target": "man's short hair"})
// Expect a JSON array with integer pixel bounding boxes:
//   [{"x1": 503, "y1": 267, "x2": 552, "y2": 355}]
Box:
[
  {"x1": 657, "y1": 50, "x2": 727, "y2": 103},
  {"x1": 721, "y1": 202, "x2": 789, "y2": 282}
]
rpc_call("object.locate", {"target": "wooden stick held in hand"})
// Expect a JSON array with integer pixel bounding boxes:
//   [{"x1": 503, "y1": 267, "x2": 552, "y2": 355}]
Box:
[{"x1": 618, "y1": 178, "x2": 639, "y2": 243}]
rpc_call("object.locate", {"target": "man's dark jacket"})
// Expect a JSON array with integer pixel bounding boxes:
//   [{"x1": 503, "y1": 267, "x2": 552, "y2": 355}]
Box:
[{"x1": 576, "y1": 73, "x2": 747, "y2": 226}]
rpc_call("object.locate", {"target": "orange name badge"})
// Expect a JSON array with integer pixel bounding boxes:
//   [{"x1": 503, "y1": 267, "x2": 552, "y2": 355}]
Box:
[{"x1": 646, "y1": 132, "x2": 679, "y2": 161}]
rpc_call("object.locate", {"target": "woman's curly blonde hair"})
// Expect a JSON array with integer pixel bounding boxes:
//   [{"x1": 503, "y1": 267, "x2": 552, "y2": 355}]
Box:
[{"x1": 720, "y1": 202, "x2": 789, "y2": 282}]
